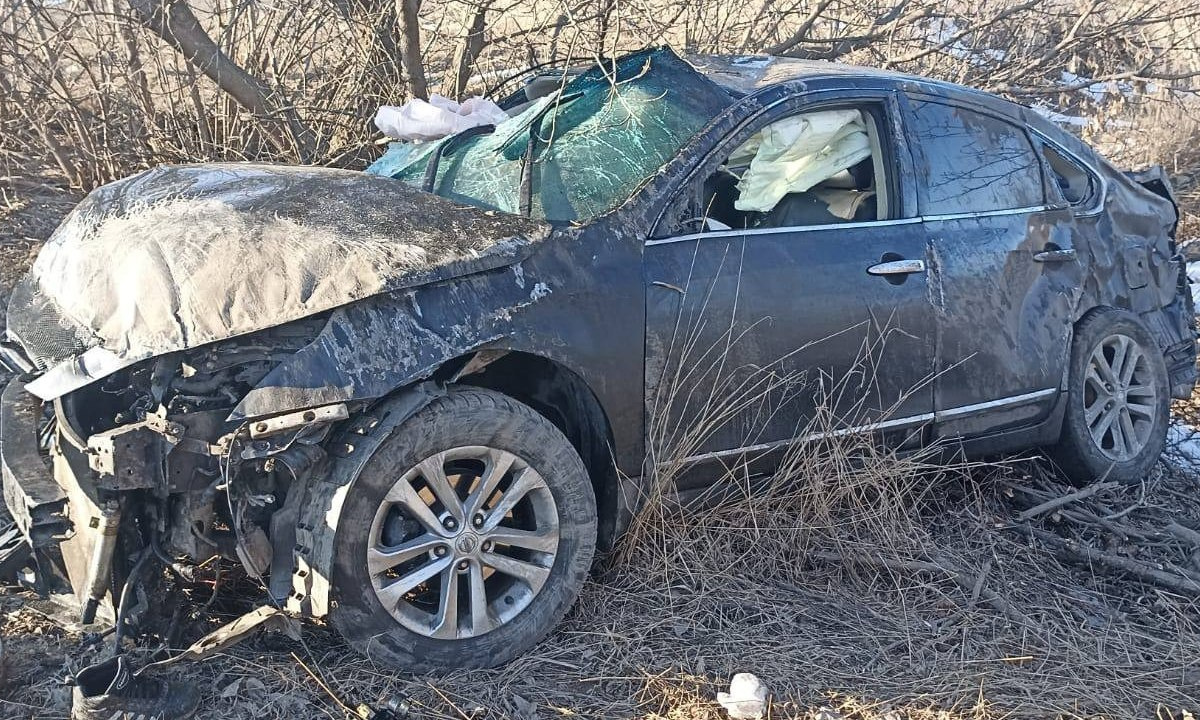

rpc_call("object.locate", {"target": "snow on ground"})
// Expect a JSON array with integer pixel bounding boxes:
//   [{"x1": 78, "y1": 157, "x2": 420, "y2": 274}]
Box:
[
  {"x1": 1165, "y1": 420, "x2": 1200, "y2": 471},
  {"x1": 1188, "y1": 260, "x2": 1200, "y2": 307}
]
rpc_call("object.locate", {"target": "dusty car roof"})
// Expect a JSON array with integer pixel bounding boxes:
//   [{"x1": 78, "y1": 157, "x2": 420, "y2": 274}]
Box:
[{"x1": 686, "y1": 53, "x2": 1008, "y2": 109}]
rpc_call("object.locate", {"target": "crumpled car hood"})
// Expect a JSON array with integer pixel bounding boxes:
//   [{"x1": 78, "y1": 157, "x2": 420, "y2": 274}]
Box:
[{"x1": 8, "y1": 163, "x2": 551, "y2": 399}]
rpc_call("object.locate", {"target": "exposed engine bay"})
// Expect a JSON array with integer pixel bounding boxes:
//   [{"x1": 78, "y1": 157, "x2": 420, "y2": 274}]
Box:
[{"x1": 4, "y1": 315, "x2": 358, "y2": 635}]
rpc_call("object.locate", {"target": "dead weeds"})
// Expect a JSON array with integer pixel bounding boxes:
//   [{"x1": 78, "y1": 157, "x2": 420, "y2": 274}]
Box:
[
  {"x1": 9, "y1": 428, "x2": 1200, "y2": 718},
  {"x1": 2, "y1": 182, "x2": 1200, "y2": 719}
]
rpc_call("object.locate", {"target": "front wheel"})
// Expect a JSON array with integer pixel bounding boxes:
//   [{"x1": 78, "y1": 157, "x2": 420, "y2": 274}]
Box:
[
  {"x1": 329, "y1": 388, "x2": 597, "y2": 672},
  {"x1": 1051, "y1": 307, "x2": 1170, "y2": 485}
]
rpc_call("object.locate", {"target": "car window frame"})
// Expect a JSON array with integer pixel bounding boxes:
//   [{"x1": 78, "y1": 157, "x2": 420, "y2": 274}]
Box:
[
  {"x1": 900, "y1": 93, "x2": 1049, "y2": 219},
  {"x1": 1029, "y1": 130, "x2": 1106, "y2": 217},
  {"x1": 648, "y1": 87, "x2": 918, "y2": 242}
]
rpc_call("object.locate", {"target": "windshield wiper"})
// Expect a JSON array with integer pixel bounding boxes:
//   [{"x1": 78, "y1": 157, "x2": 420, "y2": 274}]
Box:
[
  {"x1": 421, "y1": 123, "x2": 497, "y2": 193},
  {"x1": 518, "y1": 91, "x2": 583, "y2": 217}
]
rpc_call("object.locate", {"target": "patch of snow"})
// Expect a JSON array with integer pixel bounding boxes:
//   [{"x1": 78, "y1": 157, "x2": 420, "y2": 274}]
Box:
[
  {"x1": 1165, "y1": 420, "x2": 1200, "y2": 471},
  {"x1": 1187, "y1": 261, "x2": 1200, "y2": 307},
  {"x1": 1060, "y1": 70, "x2": 1112, "y2": 101}
]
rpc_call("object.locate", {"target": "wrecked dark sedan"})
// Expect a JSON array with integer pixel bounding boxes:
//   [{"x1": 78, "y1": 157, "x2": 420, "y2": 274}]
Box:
[{"x1": 1, "y1": 48, "x2": 1194, "y2": 671}]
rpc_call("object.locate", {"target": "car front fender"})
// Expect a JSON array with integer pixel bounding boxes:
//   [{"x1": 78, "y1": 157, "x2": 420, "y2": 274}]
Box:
[{"x1": 229, "y1": 266, "x2": 551, "y2": 421}]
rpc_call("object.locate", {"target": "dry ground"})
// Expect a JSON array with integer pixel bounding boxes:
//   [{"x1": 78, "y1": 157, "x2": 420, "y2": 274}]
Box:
[{"x1": 1, "y1": 181, "x2": 1199, "y2": 720}]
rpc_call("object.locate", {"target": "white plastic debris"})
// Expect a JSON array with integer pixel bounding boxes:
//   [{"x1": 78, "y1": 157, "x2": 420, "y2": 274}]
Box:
[
  {"x1": 716, "y1": 672, "x2": 769, "y2": 719},
  {"x1": 374, "y1": 94, "x2": 509, "y2": 142}
]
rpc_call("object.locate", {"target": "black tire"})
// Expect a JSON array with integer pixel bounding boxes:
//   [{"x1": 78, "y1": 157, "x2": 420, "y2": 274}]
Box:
[
  {"x1": 329, "y1": 387, "x2": 597, "y2": 672},
  {"x1": 1051, "y1": 307, "x2": 1170, "y2": 486}
]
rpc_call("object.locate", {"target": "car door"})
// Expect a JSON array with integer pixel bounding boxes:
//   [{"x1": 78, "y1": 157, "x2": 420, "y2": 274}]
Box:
[
  {"x1": 643, "y1": 91, "x2": 937, "y2": 482},
  {"x1": 902, "y1": 95, "x2": 1082, "y2": 437}
]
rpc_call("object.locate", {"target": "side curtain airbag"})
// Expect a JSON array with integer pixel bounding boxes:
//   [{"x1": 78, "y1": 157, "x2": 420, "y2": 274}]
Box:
[{"x1": 732, "y1": 109, "x2": 871, "y2": 213}]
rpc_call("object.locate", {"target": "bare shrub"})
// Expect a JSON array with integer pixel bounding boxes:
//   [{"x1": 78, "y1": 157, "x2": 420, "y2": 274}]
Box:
[{"x1": 2, "y1": 0, "x2": 1200, "y2": 194}]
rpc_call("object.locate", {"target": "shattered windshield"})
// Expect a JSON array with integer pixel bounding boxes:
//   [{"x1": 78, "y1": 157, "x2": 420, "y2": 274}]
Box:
[{"x1": 368, "y1": 48, "x2": 733, "y2": 223}]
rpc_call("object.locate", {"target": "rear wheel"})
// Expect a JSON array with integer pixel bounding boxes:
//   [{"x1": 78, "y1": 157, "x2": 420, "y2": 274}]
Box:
[
  {"x1": 1052, "y1": 307, "x2": 1169, "y2": 485},
  {"x1": 329, "y1": 388, "x2": 596, "y2": 671}
]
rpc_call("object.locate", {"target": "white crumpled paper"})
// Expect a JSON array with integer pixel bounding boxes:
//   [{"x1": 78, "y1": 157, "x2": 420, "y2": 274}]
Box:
[
  {"x1": 374, "y1": 94, "x2": 510, "y2": 142},
  {"x1": 716, "y1": 672, "x2": 769, "y2": 719}
]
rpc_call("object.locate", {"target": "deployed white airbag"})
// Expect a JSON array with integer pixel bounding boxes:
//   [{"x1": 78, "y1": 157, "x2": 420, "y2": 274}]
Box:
[{"x1": 732, "y1": 109, "x2": 871, "y2": 213}]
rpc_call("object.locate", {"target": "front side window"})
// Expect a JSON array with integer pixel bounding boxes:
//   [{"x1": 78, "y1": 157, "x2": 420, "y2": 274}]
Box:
[
  {"x1": 676, "y1": 104, "x2": 891, "y2": 233},
  {"x1": 906, "y1": 100, "x2": 1044, "y2": 215}
]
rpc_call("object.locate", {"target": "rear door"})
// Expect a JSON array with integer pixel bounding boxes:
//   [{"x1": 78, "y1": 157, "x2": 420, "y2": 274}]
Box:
[{"x1": 902, "y1": 96, "x2": 1081, "y2": 436}]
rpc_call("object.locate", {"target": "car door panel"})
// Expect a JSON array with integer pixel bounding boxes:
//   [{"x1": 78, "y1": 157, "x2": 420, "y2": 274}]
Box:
[
  {"x1": 644, "y1": 220, "x2": 935, "y2": 484},
  {"x1": 901, "y1": 95, "x2": 1079, "y2": 436},
  {"x1": 926, "y1": 207, "x2": 1081, "y2": 435}
]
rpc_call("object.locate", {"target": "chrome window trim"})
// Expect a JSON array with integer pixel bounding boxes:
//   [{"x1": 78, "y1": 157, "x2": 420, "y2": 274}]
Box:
[
  {"x1": 665, "y1": 387, "x2": 1058, "y2": 466},
  {"x1": 645, "y1": 205, "x2": 1050, "y2": 247},
  {"x1": 645, "y1": 217, "x2": 922, "y2": 247},
  {"x1": 921, "y1": 205, "x2": 1047, "y2": 222}
]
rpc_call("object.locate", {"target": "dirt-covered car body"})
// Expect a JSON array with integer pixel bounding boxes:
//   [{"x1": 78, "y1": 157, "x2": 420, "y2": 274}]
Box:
[{"x1": 1, "y1": 48, "x2": 1193, "y2": 631}]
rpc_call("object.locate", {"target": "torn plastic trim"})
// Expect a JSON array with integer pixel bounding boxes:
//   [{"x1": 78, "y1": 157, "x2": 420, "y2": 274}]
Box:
[{"x1": 26, "y1": 346, "x2": 140, "y2": 401}]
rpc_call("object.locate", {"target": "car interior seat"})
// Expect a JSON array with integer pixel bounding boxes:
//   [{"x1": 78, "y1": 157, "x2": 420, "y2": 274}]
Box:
[{"x1": 751, "y1": 158, "x2": 877, "y2": 228}]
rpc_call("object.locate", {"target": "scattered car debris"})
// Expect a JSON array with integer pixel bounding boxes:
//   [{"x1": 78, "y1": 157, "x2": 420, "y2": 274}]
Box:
[
  {"x1": 374, "y1": 94, "x2": 508, "y2": 142},
  {"x1": 716, "y1": 672, "x2": 769, "y2": 719},
  {"x1": 138, "y1": 605, "x2": 300, "y2": 672},
  {"x1": 355, "y1": 693, "x2": 413, "y2": 720}
]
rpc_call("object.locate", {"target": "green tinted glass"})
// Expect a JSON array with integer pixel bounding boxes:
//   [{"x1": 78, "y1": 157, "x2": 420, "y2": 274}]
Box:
[{"x1": 371, "y1": 48, "x2": 731, "y2": 223}]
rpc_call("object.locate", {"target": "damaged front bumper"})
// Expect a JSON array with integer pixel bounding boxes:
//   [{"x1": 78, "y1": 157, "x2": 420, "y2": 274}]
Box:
[
  {"x1": 1, "y1": 378, "x2": 67, "y2": 549},
  {"x1": 0, "y1": 359, "x2": 378, "y2": 628},
  {"x1": 1, "y1": 376, "x2": 132, "y2": 621}
]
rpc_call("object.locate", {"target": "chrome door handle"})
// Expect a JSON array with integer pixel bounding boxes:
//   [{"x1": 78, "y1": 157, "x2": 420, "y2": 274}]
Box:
[
  {"x1": 867, "y1": 259, "x2": 926, "y2": 276},
  {"x1": 1033, "y1": 248, "x2": 1077, "y2": 263}
]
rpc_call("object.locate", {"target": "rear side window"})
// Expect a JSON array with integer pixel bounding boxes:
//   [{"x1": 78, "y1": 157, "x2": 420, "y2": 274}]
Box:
[
  {"x1": 906, "y1": 99, "x2": 1044, "y2": 215},
  {"x1": 1040, "y1": 143, "x2": 1097, "y2": 209}
]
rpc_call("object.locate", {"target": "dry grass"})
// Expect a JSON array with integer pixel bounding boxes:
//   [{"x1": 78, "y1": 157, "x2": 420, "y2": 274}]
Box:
[
  {"x1": 7, "y1": 432, "x2": 1200, "y2": 719},
  {"x1": 5, "y1": 292, "x2": 1200, "y2": 719}
]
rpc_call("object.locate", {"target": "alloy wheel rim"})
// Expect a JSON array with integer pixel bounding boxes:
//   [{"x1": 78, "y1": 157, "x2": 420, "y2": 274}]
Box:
[
  {"x1": 1083, "y1": 333, "x2": 1157, "y2": 462},
  {"x1": 367, "y1": 446, "x2": 560, "y2": 639}
]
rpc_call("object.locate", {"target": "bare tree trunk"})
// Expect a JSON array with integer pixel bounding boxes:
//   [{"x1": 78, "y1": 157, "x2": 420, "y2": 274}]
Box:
[
  {"x1": 127, "y1": 0, "x2": 317, "y2": 161},
  {"x1": 452, "y1": 1, "x2": 490, "y2": 99},
  {"x1": 396, "y1": 0, "x2": 429, "y2": 100}
]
